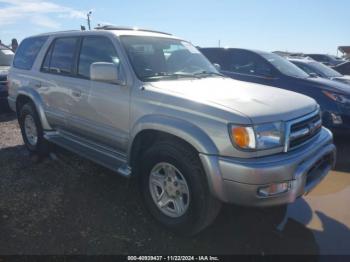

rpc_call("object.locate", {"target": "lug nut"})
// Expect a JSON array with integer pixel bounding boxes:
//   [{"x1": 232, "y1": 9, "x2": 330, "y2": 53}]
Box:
[
  {"x1": 176, "y1": 190, "x2": 180, "y2": 195},
  {"x1": 168, "y1": 177, "x2": 171, "y2": 182},
  {"x1": 174, "y1": 181, "x2": 178, "y2": 186}
]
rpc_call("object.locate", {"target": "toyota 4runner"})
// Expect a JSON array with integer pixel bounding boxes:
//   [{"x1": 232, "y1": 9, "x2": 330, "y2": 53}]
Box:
[{"x1": 7, "y1": 26, "x2": 336, "y2": 235}]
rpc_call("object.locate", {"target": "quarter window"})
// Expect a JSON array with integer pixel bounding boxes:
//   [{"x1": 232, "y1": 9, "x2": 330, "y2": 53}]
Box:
[
  {"x1": 13, "y1": 36, "x2": 48, "y2": 70},
  {"x1": 78, "y1": 36, "x2": 120, "y2": 79}
]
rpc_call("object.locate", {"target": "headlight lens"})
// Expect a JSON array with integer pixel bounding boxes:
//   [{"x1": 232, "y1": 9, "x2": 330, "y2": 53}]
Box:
[
  {"x1": 229, "y1": 122, "x2": 283, "y2": 150},
  {"x1": 323, "y1": 91, "x2": 350, "y2": 104}
]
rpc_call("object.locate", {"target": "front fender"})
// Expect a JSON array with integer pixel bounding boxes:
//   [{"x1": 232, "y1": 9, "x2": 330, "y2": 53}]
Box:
[
  {"x1": 16, "y1": 87, "x2": 52, "y2": 130},
  {"x1": 129, "y1": 114, "x2": 219, "y2": 157}
]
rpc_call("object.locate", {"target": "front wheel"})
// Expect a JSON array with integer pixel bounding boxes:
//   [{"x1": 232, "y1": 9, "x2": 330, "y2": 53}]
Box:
[
  {"x1": 18, "y1": 102, "x2": 50, "y2": 157},
  {"x1": 140, "y1": 140, "x2": 222, "y2": 236}
]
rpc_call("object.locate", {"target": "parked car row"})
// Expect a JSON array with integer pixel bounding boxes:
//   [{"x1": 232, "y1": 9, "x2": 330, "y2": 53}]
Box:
[
  {"x1": 5, "y1": 26, "x2": 337, "y2": 235},
  {"x1": 200, "y1": 48, "x2": 350, "y2": 133},
  {"x1": 0, "y1": 44, "x2": 14, "y2": 111}
]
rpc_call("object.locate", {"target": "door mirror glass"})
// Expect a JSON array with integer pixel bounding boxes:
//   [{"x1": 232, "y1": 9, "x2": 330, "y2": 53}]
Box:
[{"x1": 90, "y1": 62, "x2": 123, "y2": 84}]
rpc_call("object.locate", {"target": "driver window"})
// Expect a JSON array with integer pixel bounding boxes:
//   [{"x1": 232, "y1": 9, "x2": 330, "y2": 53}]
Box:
[{"x1": 78, "y1": 36, "x2": 122, "y2": 80}]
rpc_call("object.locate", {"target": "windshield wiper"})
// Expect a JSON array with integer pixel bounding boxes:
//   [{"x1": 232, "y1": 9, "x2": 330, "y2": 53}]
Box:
[
  {"x1": 193, "y1": 71, "x2": 225, "y2": 78},
  {"x1": 143, "y1": 72, "x2": 200, "y2": 81}
]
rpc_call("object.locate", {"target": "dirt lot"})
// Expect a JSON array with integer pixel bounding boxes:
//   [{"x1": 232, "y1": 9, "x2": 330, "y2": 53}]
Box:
[{"x1": 0, "y1": 112, "x2": 349, "y2": 255}]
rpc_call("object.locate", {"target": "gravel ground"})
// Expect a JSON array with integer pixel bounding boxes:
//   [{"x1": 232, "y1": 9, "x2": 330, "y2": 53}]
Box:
[{"x1": 0, "y1": 112, "x2": 349, "y2": 255}]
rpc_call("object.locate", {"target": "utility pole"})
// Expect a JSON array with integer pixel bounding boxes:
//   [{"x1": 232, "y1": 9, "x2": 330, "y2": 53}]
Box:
[
  {"x1": 87, "y1": 11, "x2": 92, "y2": 30},
  {"x1": 218, "y1": 40, "x2": 221, "y2": 47}
]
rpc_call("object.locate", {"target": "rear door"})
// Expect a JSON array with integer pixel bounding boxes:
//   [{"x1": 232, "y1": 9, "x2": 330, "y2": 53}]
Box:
[{"x1": 39, "y1": 36, "x2": 80, "y2": 130}]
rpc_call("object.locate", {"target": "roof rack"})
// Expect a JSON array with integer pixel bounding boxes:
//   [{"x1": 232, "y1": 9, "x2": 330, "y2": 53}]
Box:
[{"x1": 94, "y1": 25, "x2": 172, "y2": 35}]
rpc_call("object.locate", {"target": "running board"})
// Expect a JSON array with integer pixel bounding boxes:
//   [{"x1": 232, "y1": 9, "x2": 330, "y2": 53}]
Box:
[{"x1": 44, "y1": 131, "x2": 132, "y2": 178}]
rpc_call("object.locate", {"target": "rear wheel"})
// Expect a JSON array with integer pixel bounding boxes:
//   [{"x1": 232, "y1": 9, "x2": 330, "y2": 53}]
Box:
[
  {"x1": 18, "y1": 102, "x2": 49, "y2": 157},
  {"x1": 140, "y1": 140, "x2": 222, "y2": 236}
]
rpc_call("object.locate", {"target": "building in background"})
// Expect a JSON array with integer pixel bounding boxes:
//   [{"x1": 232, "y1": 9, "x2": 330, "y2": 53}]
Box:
[{"x1": 338, "y1": 46, "x2": 350, "y2": 60}]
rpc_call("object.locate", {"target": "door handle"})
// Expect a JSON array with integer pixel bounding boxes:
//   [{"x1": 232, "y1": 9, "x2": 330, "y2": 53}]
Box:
[{"x1": 72, "y1": 90, "x2": 82, "y2": 97}]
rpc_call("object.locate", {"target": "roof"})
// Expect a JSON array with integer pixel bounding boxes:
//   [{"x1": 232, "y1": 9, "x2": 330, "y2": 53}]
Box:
[
  {"x1": 94, "y1": 25, "x2": 172, "y2": 35},
  {"x1": 287, "y1": 57, "x2": 315, "y2": 63},
  {"x1": 200, "y1": 47, "x2": 272, "y2": 55},
  {"x1": 34, "y1": 26, "x2": 178, "y2": 40}
]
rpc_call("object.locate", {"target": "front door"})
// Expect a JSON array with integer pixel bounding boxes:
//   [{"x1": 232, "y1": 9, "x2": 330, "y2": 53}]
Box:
[{"x1": 67, "y1": 36, "x2": 130, "y2": 153}]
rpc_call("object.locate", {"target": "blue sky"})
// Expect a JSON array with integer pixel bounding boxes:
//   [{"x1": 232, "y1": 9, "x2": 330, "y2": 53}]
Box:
[{"x1": 0, "y1": 0, "x2": 348, "y2": 55}]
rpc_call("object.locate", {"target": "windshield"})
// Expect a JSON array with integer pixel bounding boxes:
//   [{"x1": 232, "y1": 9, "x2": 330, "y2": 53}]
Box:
[
  {"x1": 0, "y1": 47, "x2": 14, "y2": 66},
  {"x1": 308, "y1": 61, "x2": 343, "y2": 78},
  {"x1": 120, "y1": 36, "x2": 219, "y2": 81},
  {"x1": 260, "y1": 53, "x2": 310, "y2": 78}
]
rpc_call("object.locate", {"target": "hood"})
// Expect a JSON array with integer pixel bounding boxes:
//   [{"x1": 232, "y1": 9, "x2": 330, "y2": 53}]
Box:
[
  {"x1": 332, "y1": 75, "x2": 350, "y2": 86},
  {"x1": 148, "y1": 77, "x2": 317, "y2": 124},
  {"x1": 305, "y1": 76, "x2": 350, "y2": 95}
]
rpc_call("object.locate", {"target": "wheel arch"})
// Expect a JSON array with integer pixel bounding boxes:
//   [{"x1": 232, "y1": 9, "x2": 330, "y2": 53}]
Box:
[
  {"x1": 128, "y1": 115, "x2": 219, "y2": 165},
  {"x1": 15, "y1": 87, "x2": 52, "y2": 130}
]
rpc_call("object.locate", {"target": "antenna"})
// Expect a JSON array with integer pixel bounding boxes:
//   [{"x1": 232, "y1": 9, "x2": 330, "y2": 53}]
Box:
[{"x1": 87, "y1": 11, "x2": 92, "y2": 30}]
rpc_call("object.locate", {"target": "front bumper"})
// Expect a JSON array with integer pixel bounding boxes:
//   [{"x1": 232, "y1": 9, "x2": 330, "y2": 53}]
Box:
[{"x1": 200, "y1": 127, "x2": 336, "y2": 207}]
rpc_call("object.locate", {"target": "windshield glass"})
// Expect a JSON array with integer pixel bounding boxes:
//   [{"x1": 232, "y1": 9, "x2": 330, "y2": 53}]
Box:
[
  {"x1": 120, "y1": 36, "x2": 219, "y2": 81},
  {"x1": 0, "y1": 47, "x2": 14, "y2": 66},
  {"x1": 260, "y1": 53, "x2": 310, "y2": 78},
  {"x1": 308, "y1": 61, "x2": 343, "y2": 78}
]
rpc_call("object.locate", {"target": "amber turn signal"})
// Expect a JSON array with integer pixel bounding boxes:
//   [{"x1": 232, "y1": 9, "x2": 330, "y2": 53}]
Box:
[{"x1": 230, "y1": 126, "x2": 255, "y2": 149}]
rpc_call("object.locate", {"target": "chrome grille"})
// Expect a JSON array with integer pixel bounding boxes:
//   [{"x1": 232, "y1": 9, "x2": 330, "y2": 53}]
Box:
[{"x1": 285, "y1": 110, "x2": 322, "y2": 151}]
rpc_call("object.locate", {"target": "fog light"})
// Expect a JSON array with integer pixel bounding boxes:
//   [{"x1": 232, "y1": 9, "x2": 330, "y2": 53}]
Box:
[
  {"x1": 330, "y1": 113, "x2": 343, "y2": 125},
  {"x1": 258, "y1": 182, "x2": 290, "y2": 197}
]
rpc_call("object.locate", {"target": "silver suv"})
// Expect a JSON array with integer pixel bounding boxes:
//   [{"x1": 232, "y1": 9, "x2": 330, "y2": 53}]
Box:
[{"x1": 8, "y1": 26, "x2": 336, "y2": 235}]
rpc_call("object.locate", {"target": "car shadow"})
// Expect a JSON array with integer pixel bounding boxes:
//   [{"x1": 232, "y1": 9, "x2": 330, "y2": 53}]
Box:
[
  {"x1": 333, "y1": 134, "x2": 350, "y2": 173},
  {"x1": 0, "y1": 111, "x2": 16, "y2": 123}
]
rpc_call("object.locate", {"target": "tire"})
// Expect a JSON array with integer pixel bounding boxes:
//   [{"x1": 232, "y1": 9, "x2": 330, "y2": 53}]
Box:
[
  {"x1": 18, "y1": 101, "x2": 50, "y2": 157},
  {"x1": 139, "y1": 140, "x2": 222, "y2": 236}
]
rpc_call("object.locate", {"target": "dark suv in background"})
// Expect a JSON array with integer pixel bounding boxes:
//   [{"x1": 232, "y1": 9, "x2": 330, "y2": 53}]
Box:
[
  {"x1": 200, "y1": 47, "x2": 350, "y2": 134},
  {"x1": 0, "y1": 44, "x2": 14, "y2": 111},
  {"x1": 306, "y1": 54, "x2": 345, "y2": 67},
  {"x1": 289, "y1": 58, "x2": 350, "y2": 85}
]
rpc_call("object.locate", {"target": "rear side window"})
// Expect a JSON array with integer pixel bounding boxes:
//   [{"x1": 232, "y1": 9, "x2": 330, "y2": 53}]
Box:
[
  {"x1": 78, "y1": 36, "x2": 120, "y2": 79},
  {"x1": 200, "y1": 49, "x2": 227, "y2": 67},
  {"x1": 13, "y1": 36, "x2": 48, "y2": 70},
  {"x1": 227, "y1": 51, "x2": 273, "y2": 77},
  {"x1": 47, "y1": 37, "x2": 79, "y2": 75}
]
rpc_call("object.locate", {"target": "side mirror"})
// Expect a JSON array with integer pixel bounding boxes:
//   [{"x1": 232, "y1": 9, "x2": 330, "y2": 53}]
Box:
[
  {"x1": 309, "y1": 72, "x2": 319, "y2": 78},
  {"x1": 213, "y1": 63, "x2": 221, "y2": 71},
  {"x1": 90, "y1": 62, "x2": 124, "y2": 85}
]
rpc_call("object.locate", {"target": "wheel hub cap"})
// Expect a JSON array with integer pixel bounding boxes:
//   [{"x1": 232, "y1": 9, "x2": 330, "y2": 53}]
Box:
[{"x1": 149, "y1": 162, "x2": 190, "y2": 218}]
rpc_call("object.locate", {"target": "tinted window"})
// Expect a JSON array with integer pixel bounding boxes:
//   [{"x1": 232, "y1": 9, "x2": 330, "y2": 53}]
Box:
[
  {"x1": 260, "y1": 53, "x2": 309, "y2": 78},
  {"x1": 78, "y1": 36, "x2": 119, "y2": 79},
  {"x1": 225, "y1": 51, "x2": 273, "y2": 77},
  {"x1": 13, "y1": 36, "x2": 48, "y2": 70},
  {"x1": 308, "y1": 61, "x2": 342, "y2": 78},
  {"x1": 41, "y1": 43, "x2": 53, "y2": 72},
  {"x1": 49, "y1": 37, "x2": 78, "y2": 75},
  {"x1": 292, "y1": 61, "x2": 316, "y2": 75},
  {"x1": 200, "y1": 49, "x2": 227, "y2": 67}
]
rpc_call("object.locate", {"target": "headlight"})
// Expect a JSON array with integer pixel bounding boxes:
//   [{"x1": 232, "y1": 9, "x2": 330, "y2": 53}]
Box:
[
  {"x1": 229, "y1": 122, "x2": 284, "y2": 150},
  {"x1": 323, "y1": 91, "x2": 350, "y2": 104}
]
